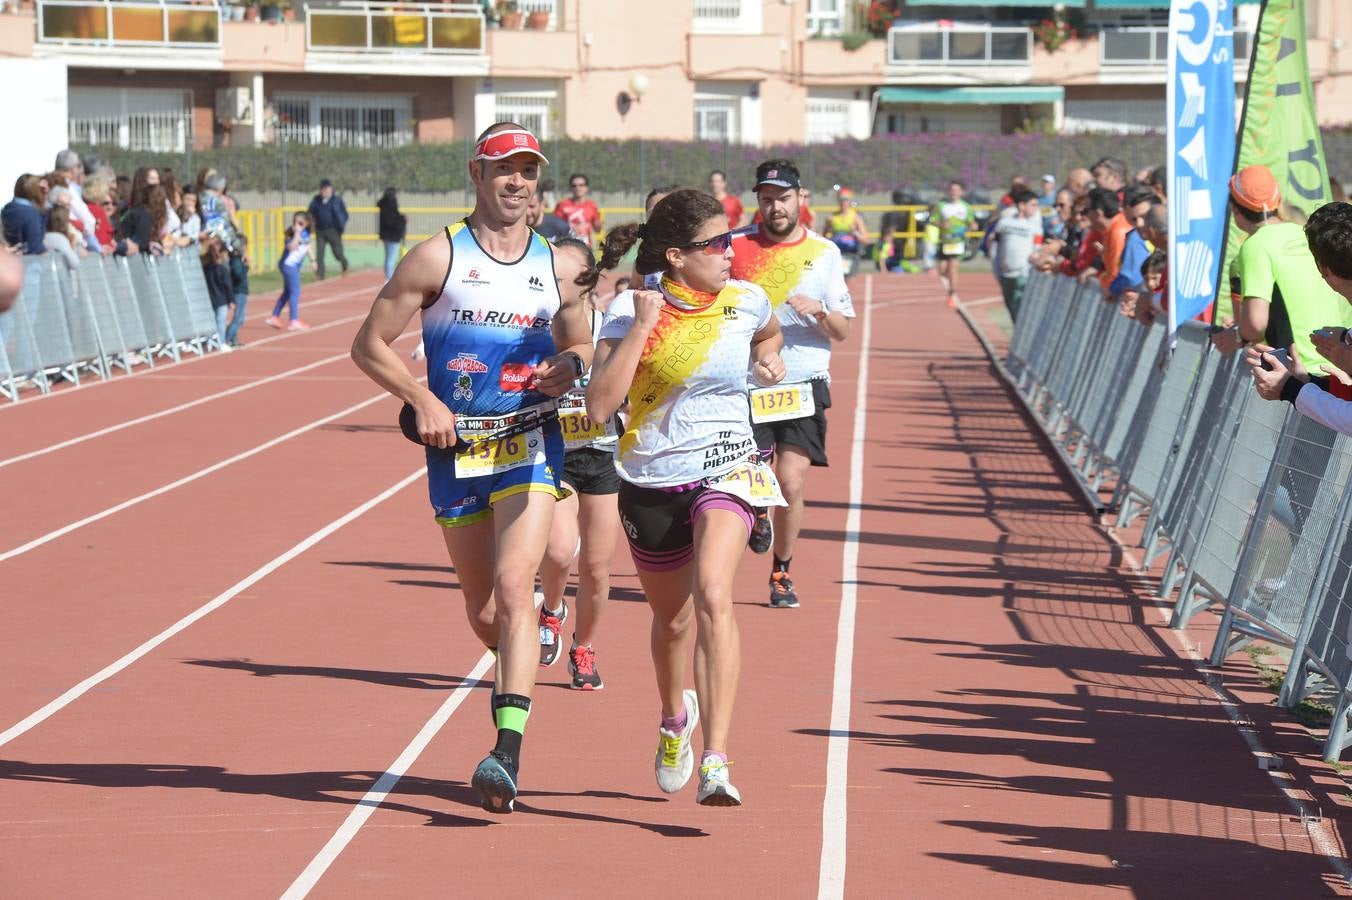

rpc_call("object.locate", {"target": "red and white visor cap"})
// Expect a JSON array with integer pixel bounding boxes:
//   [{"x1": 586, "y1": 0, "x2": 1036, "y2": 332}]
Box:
[{"x1": 474, "y1": 129, "x2": 549, "y2": 165}]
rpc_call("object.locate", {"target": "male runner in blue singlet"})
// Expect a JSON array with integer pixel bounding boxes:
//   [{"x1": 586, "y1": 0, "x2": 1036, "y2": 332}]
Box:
[{"x1": 351, "y1": 122, "x2": 595, "y2": 813}]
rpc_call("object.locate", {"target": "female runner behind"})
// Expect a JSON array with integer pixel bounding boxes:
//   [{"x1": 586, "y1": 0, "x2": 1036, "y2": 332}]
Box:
[
  {"x1": 587, "y1": 190, "x2": 787, "y2": 806},
  {"x1": 537, "y1": 237, "x2": 620, "y2": 691},
  {"x1": 266, "y1": 211, "x2": 315, "y2": 331}
]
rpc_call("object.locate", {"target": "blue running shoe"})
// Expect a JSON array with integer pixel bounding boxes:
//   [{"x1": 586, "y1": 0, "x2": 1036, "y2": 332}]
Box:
[{"x1": 472, "y1": 750, "x2": 518, "y2": 814}]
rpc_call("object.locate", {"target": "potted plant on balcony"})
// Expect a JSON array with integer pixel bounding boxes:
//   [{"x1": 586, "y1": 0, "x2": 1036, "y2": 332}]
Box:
[
  {"x1": 863, "y1": 1, "x2": 895, "y2": 39},
  {"x1": 1033, "y1": 15, "x2": 1076, "y2": 55},
  {"x1": 525, "y1": 8, "x2": 550, "y2": 30},
  {"x1": 496, "y1": 0, "x2": 522, "y2": 30}
]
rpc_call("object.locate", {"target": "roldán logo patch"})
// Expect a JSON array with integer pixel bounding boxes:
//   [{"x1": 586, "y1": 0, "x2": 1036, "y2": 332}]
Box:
[{"x1": 500, "y1": 363, "x2": 535, "y2": 391}]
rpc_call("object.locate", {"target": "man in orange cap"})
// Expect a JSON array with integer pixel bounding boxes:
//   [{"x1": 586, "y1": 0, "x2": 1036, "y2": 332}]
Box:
[{"x1": 1228, "y1": 163, "x2": 1352, "y2": 374}]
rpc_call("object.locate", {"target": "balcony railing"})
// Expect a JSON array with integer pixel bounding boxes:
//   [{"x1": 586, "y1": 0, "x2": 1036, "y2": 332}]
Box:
[
  {"x1": 694, "y1": 0, "x2": 758, "y2": 34},
  {"x1": 306, "y1": 2, "x2": 485, "y2": 55},
  {"x1": 37, "y1": 0, "x2": 220, "y2": 48},
  {"x1": 1101, "y1": 25, "x2": 1255, "y2": 67},
  {"x1": 517, "y1": 0, "x2": 558, "y2": 29},
  {"x1": 888, "y1": 24, "x2": 1031, "y2": 67}
]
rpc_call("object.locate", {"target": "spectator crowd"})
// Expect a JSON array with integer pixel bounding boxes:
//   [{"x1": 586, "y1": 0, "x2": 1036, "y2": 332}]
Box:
[{"x1": 1, "y1": 149, "x2": 253, "y2": 348}]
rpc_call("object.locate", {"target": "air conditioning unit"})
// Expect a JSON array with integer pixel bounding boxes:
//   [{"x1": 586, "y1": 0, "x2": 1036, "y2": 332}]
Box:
[{"x1": 215, "y1": 87, "x2": 253, "y2": 126}]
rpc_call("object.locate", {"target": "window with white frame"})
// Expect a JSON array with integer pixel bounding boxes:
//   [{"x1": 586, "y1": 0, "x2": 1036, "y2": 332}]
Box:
[
  {"x1": 274, "y1": 93, "x2": 413, "y2": 148},
  {"x1": 495, "y1": 93, "x2": 557, "y2": 141},
  {"x1": 68, "y1": 87, "x2": 193, "y2": 153},
  {"x1": 807, "y1": 0, "x2": 845, "y2": 36},
  {"x1": 694, "y1": 96, "x2": 740, "y2": 143},
  {"x1": 806, "y1": 98, "x2": 851, "y2": 144}
]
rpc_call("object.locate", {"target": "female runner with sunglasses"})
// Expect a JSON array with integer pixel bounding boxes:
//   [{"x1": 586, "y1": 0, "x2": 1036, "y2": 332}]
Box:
[{"x1": 588, "y1": 189, "x2": 787, "y2": 806}]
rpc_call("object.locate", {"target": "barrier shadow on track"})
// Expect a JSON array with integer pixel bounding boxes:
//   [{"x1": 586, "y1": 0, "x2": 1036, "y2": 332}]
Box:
[
  {"x1": 929, "y1": 821, "x2": 1344, "y2": 898},
  {"x1": 182, "y1": 658, "x2": 479, "y2": 691},
  {"x1": 845, "y1": 312, "x2": 1352, "y2": 888}
]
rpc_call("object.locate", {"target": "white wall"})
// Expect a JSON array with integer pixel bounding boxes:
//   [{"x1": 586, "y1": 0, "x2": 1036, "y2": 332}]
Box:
[{"x1": 0, "y1": 59, "x2": 68, "y2": 201}]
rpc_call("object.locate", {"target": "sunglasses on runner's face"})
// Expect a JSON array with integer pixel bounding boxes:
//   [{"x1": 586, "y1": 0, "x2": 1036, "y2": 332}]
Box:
[{"x1": 684, "y1": 226, "x2": 756, "y2": 254}]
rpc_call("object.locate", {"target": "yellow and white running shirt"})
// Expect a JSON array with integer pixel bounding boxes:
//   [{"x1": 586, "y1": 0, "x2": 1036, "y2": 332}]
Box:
[
  {"x1": 729, "y1": 229, "x2": 854, "y2": 385},
  {"x1": 599, "y1": 277, "x2": 772, "y2": 487}
]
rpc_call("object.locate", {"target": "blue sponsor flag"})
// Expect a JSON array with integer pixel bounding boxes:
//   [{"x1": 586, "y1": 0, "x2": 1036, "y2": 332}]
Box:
[{"x1": 1167, "y1": 0, "x2": 1236, "y2": 333}]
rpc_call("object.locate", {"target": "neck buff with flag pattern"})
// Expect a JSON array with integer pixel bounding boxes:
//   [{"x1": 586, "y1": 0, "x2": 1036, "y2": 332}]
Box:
[
  {"x1": 474, "y1": 129, "x2": 550, "y2": 165},
  {"x1": 660, "y1": 275, "x2": 721, "y2": 311}
]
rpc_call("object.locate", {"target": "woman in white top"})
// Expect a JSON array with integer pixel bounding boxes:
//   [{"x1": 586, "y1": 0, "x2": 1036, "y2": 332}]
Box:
[{"x1": 587, "y1": 189, "x2": 786, "y2": 807}]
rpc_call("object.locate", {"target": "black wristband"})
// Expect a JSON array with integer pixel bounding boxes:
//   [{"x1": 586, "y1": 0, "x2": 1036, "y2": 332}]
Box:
[
  {"x1": 566, "y1": 351, "x2": 585, "y2": 379},
  {"x1": 1280, "y1": 377, "x2": 1304, "y2": 404}
]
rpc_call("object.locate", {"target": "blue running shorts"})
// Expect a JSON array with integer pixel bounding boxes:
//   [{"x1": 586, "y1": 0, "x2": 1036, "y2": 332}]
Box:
[{"x1": 428, "y1": 421, "x2": 566, "y2": 528}]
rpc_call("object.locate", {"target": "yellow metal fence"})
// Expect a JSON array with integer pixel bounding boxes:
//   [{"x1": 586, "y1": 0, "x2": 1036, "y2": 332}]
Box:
[{"x1": 235, "y1": 205, "x2": 998, "y2": 275}]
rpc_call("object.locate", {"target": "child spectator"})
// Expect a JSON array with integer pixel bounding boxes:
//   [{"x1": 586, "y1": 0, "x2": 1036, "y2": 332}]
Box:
[
  {"x1": 265, "y1": 211, "x2": 314, "y2": 331},
  {"x1": 43, "y1": 206, "x2": 83, "y2": 270},
  {"x1": 987, "y1": 189, "x2": 1042, "y2": 321},
  {"x1": 176, "y1": 190, "x2": 202, "y2": 248},
  {"x1": 225, "y1": 233, "x2": 250, "y2": 348},
  {"x1": 201, "y1": 238, "x2": 234, "y2": 351}
]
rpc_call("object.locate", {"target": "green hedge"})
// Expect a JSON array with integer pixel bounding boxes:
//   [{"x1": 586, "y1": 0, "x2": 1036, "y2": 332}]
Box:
[{"x1": 75, "y1": 128, "x2": 1352, "y2": 197}]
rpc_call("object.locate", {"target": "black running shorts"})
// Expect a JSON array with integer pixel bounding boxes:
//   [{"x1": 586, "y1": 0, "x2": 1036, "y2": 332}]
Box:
[
  {"x1": 752, "y1": 379, "x2": 831, "y2": 467},
  {"x1": 618, "y1": 481, "x2": 753, "y2": 571},
  {"x1": 562, "y1": 446, "x2": 621, "y2": 496}
]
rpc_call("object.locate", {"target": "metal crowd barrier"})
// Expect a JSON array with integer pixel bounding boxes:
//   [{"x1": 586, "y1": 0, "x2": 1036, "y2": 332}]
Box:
[
  {"x1": 1006, "y1": 269, "x2": 1352, "y2": 762},
  {"x1": 0, "y1": 252, "x2": 221, "y2": 402}
]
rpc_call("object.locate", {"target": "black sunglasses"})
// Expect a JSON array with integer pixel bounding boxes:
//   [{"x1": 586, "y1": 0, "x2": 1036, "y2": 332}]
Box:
[{"x1": 683, "y1": 225, "x2": 757, "y2": 254}]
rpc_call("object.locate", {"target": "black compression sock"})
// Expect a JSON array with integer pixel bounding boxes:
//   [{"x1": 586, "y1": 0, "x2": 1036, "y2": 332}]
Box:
[
  {"x1": 773, "y1": 555, "x2": 791, "y2": 574},
  {"x1": 493, "y1": 693, "x2": 531, "y2": 772}
]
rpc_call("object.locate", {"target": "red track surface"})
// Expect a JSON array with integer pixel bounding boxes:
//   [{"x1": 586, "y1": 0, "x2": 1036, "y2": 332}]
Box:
[{"x1": 1, "y1": 272, "x2": 1348, "y2": 897}]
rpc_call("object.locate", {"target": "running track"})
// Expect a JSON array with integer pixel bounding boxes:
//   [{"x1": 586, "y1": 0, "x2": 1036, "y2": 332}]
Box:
[{"x1": 1, "y1": 270, "x2": 1348, "y2": 897}]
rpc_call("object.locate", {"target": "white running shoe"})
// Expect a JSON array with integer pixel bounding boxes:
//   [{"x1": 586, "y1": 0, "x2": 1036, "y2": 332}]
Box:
[
  {"x1": 654, "y1": 689, "x2": 700, "y2": 794},
  {"x1": 696, "y1": 757, "x2": 742, "y2": 807}
]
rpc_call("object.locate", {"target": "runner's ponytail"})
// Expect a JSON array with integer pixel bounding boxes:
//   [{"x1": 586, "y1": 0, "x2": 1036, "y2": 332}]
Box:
[{"x1": 599, "y1": 223, "x2": 641, "y2": 273}]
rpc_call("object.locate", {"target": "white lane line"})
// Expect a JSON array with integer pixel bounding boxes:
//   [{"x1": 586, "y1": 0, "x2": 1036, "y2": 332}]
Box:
[
  {"x1": 0, "y1": 354, "x2": 346, "y2": 469},
  {"x1": 818, "y1": 275, "x2": 873, "y2": 900},
  {"x1": 280, "y1": 651, "x2": 495, "y2": 899},
  {"x1": 0, "y1": 283, "x2": 377, "y2": 413},
  {"x1": 282, "y1": 591, "x2": 549, "y2": 896},
  {"x1": 0, "y1": 385, "x2": 417, "y2": 564},
  {"x1": 0, "y1": 466, "x2": 427, "y2": 749},
  {"x1": 0, "y1": 329, "x2": 421, "y2": 471}
]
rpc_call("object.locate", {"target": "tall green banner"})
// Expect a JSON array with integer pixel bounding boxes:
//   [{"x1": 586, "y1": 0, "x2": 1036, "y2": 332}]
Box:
[{"x1": 1217, "y1": 0, "x2": 1330, "y2": 323}]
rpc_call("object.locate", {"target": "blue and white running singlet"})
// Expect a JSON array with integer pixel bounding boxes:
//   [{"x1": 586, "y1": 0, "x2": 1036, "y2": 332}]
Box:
[
  {"x1": 422, "y1": 221, "x2": 563, "y2": 417},
  {"x1": 420, "y1": 221, "x2": 567, "y2": 527}
]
